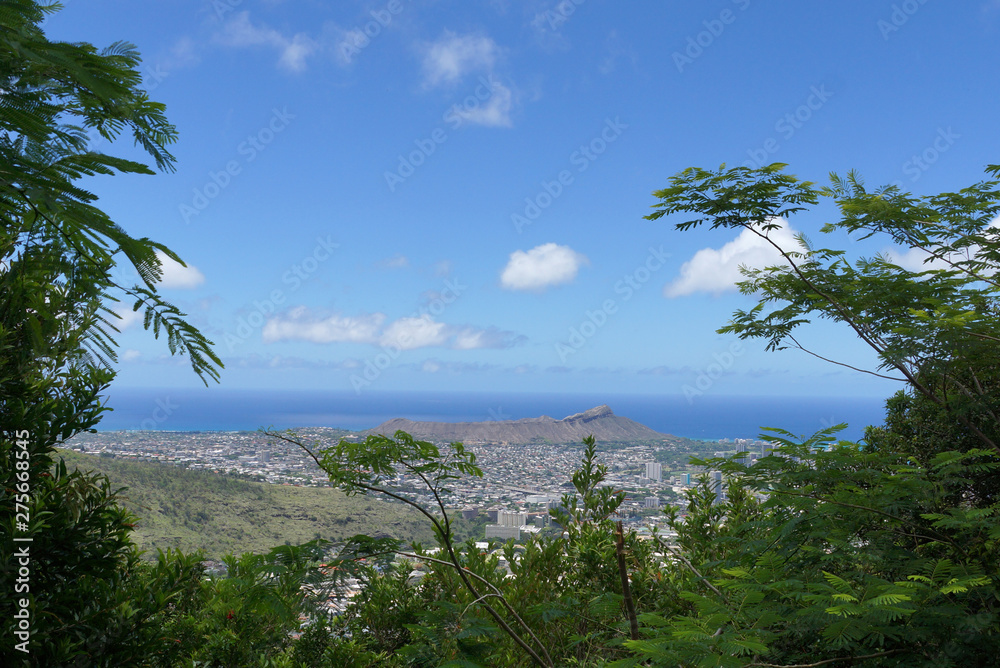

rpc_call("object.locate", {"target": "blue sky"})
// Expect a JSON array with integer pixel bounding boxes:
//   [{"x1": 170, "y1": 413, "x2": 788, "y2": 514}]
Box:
[{"x1": 44, "y1": 0, "x2": 1000, "y2": 401}]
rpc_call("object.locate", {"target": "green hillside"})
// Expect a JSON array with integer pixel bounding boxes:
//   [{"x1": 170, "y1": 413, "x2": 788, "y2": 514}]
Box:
[{"x1": 55, "y1": 449, "x2": 438, "y2": 559}]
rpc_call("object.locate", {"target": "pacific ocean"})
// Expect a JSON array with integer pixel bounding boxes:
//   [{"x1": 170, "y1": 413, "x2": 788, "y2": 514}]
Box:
[{"x1": 95, "y1": 388, "x2": 890, "y2": 442}]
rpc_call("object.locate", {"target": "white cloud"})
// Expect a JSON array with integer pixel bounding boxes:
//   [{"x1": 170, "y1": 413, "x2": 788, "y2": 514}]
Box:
[
  {"x1": 156, "y1": 251, "x2": 205, "y2": 289},
  {"x1": 216, "y1": 13, "x2": 277, "y2": 45},
  {"x1": 667, "y1": 215, "x2": 1000, "y2": 297},
  {"x1": 450, "y1": 325, "x2": 521, "y2": 349},
  {"x1": 529, "y1": 5, "x2": 572, "y2": 50},
  {"x1": 882, "y1": 247, "x2": 952, "y2": 272},
  {"x1": 121, "y1": 349, "x2": 142, "y2": 362},
  {"x1": 112, "y1": 306, "x2": 143, "y2": 331},
  {"x1": 215, "y1": 12, "x2": 316, "y2": 72},
  {"x1": 883, "y1": 215, "x2": 1000, "y2": 272},
  {"x1": 380, "y1": 315, "x2": 449, "y2": 350},
  {"x1": 261, "y1": 307, "x2": 520, "y2": 350},
  {"x1": 451, "y1": 328, "x2": 490, "y2": 350},
  {"x1": 450, "y1": 81, "x2": 513, "y2": 127},
  {"x1": 421, "y1": 31, "x2": 499, "y2": 87},
  {"x1": 417, "y1": 31, "x2": 515, "y2": 126},
  {"x1": 664, "y1": 219, "x2": 801, "y2": 298},
  {"x1": 451, "y1": 326, "x2": 522, "y2": 350},
  {"x1": 262, "y1": 307, "x2": 385, "y2": 344},
  {"x1": 415, "y1": 358, "x2": 500, "y2": 374},
  {"x1": 277, "y1": 34, "x2": 317, "y2": 71},
  {"x1": 377, "y1": 254, "x2": 410, "y2": 269},
  {"x1": 500, "y1": 243, "x2": 588, "y2": 291},
  {"x1": 223, "y1": 354, "x2": 362, "y2": 370},
  {"x1": 168, "y1": 36, "x2": 199, "y2": 68},
  {"x1": 262, "y1": 306, "x2": 524, "y2": 350}
]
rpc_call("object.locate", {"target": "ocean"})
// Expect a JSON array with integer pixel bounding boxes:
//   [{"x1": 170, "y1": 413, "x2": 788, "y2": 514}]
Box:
[{"x1": 94, "y1": 388, "x2": 890, "y2": 442}]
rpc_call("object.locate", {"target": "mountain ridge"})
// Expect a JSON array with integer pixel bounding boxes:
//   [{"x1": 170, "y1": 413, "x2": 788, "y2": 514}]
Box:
[{"x1": 360, "y1": 404, "x2": 671, "y2": 444}]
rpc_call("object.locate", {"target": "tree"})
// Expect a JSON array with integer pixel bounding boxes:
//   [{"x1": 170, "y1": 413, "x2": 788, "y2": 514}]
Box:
[
  {"x1": 169, "y1": 540, "x2": 336, "y2": 668},
  {"x1": 267, "y1": 428, "x2": 673, "y2": 667},
  {"x1": 0, "y1": 0, "x2": 222, "y2": 398},
  {"x1": 1, "y1": 1, "x2": 222, "y2": 662},
  {"x1": 646, "y1": 162, "x2": 1000, "y2": 454},
  {"x1": 611, "y1": 162, "x2": 1000, "y2": 666},
  {"x1": 265, "y1": 427, "x2": 558, "y2": 667}
]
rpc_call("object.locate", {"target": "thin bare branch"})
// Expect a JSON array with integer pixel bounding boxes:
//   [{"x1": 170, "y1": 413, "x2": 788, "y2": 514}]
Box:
[{"x1": 786, "y1": 335, "x2": 906, "y2": 382}]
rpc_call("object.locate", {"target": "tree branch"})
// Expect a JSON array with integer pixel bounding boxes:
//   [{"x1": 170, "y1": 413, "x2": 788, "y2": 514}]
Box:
[
  {"x1": 746, "y1": 648, "x2": 903, "y2": 667},
  {"x1": 394, "y1": 551, "x2": 553, "y2": 667},
  {"x1": 745, "y1": 225, "x2": 1000, "y2": 454},
  {"x1": 263, "y1": 429, "x2": 554, "y2": 667},
  {"x1": 615, "y1": 521, "x2": 640, "y2": 641},
  {"x1": 786, "y1": 335, "x2": 906, "y2": 382}
]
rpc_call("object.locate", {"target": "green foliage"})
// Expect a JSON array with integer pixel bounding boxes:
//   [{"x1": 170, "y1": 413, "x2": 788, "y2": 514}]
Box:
[
  {"x1": 0, "y1": 458, "x2": 207, "y2": 666},
  {"x1": 616, "y1": 430, "x2": 1000, "y2": 666},
  {"x1": 306, "y1": 429, "x2": 482, "y2": 501},
  {"x1": 265, "y1": 428, "x2": 487, "y2": 577},
  {"x1": 265, "y1": 428, "x2": 559, "y2": 667},
  {"x1": 0, "y1": 0, "x2": 222, "y2": 387},
  {"x1": 290, "y1": 621, "x2": 389, "y2": 668},
  {"x1": 552, "y1": 435, "x2": 626, "y2": 530},
  {"x1": 0, "y1": 3, "x2": 221, "y2": 664},
  {"x1": 167, "y1": 541, "x2": 332, "y2": 668},
  {"x1": 274, "y1": 429, "x2": 675, "y2": 667},
  {"x1": 339, "y1": 561, "x2": 422, "y2": 655}
]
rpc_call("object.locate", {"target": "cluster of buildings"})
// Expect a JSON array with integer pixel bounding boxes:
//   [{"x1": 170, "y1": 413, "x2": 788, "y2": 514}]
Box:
[
  {"x1": 64, "y1": 429, "x2": 340, "y2": 486},
  {"x1": 64, "y1": 429, "x2": 768, "y2": 541}
]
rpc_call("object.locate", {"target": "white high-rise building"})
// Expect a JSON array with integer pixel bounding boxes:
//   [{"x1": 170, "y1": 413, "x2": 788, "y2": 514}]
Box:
[
  {"x1": 734, "y1": 441, "x2": 751, "y2": 462},
  {"x1": 486, "y1": 525, "x2": 520, "y2": 540},
  {"x1": 711, "y1": 470, "x2": 724, "y2": 504},
  {"x1": 498, "y1": 511, "x2": 527, "y2": 528},
  {"x1": 645, "y1": 462, "x2": 662, "y2": 482}
]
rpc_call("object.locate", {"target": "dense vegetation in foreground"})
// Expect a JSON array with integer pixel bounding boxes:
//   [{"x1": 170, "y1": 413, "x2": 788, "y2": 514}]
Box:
[{"x1": 2, "y1": 2, "x2": 999, "y2": 665}]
